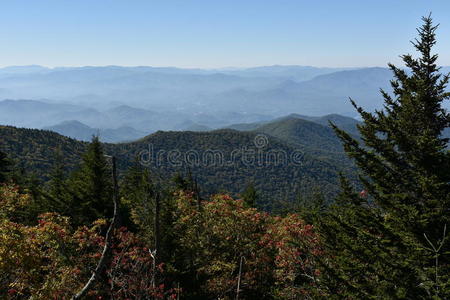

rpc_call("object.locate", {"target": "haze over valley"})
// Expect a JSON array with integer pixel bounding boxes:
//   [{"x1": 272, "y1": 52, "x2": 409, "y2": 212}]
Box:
[{"x1": 2, "y1": 64, "x2": 449, "y2": 142}]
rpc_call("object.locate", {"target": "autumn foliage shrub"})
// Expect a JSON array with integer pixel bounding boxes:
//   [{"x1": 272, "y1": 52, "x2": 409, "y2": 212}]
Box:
[
  {"x1": 171, "y1": 191, "x2": 321, "y2": 299},
  {"x1": 0, "y1": 184, "x2": 176, "y2": 299},
  {"x1": 1, "y1": 183, "x2": 321, "y2": 299}
]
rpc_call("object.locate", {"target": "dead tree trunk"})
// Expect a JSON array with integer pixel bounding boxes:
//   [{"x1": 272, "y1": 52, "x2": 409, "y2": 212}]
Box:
[{"x1": 154, "y1": 190, "x2": 161, "y2": 264}]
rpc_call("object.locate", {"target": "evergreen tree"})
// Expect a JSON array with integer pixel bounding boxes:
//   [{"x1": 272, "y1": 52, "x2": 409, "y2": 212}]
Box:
[
  {"x1": 242, "y1": 181, "x2": 258, "y2": 208},
  {"x1": 44, "y1": 147, "x2": 70, "y2": 213},
  {"x1": 121, "y1": 161, "x2": 155, "y2": 238},
  {"x1": 172, "y1": 172, "x2": 188, "y2": 191},
  {"x1": 0, "y1": 150, "x2": 11, "y2": 183},
  {"x1": 295, "y1": 189, "x2": 327, "y2": 224},
  {"x1": 68, "y1": 136, "x2": 113, "y2": 225},
  {"x1": 121, "y1": 160, "x2": 178, "y2": 265},
  {"x1": 0, "y1": 150, "x2": 48, "y2": 221},
  {"x1": 319, "y1": 16, "x2": 450, "y2": 298},
  {"x1": 172, "y1": 169, "x2": 201, "y2": 206}
]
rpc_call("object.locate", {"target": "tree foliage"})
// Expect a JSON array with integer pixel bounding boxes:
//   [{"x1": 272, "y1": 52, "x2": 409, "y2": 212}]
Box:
[
  {"x1": 0, "y1": 150, "x2": 11, "y2": 183},
  {"x1": 170, "y1": 191, "x2": 321, "y2": 299},
  {"x1": 67, "y1": 136, "x2": 113, "y2": 225},
  {"x1": 319, "y1": 15, "x2": 450, "y2": 299},
  {"x1": 0, "y1": 184, "x2": 176, "y2": 299}
]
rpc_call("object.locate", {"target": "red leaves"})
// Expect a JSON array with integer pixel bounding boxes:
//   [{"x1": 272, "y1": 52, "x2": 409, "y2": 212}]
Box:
[
  {"x1": 7, "y1": 288, "x2": 17, "y2": 295},
  {"x1": 359, "y1": 189, "x2": 368, "y2": 198},
  {"x1": 0, "y1": 196, "x2": 171, "y2": 299},
  {"x1": 172, "y1": 191, "x2": 322, "y2": 298},
  {"x1": 157, "y1": 263, "x2": 165, "y2": 273},
  {"x1": 221, "y1": 194, "x2": 233, "y2": 201},
  {"x1": 1, "y1": 184, "x2": 322, "y2": 299},
  {"x1": 261, "y1": 213, "x2": 321, "y2": 297}
]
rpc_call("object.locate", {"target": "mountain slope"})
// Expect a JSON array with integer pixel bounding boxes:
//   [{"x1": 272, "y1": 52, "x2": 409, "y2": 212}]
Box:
[
  {"x1": 210, "y1": 67, "x2": 394, "y2": 116},
  {"x1": 109, "y1": 129, "x2": 351, "y2": 204},
  {"x1": 254, "y1": 118, "x2": 344, "y2": 152},
  {"x1": 0, "y1": 125, "x2": 351, "y2": 206},
  {"x1": 44, "y1": 120, "x2": 98, "y2": 141},
  {"x1": 226, "y1": 113, "x2": 360, "y2": 137},
  {"x1": 222, "y1": 65, "x2": 354, "y2": 81},
  {"x1": 251, "y1": 116, "x2": 356, "y2": 173},
  {"x1": 0, "y1": 125, "x2": 87, "y2": 175},
  {"x1": 274, "y1": 113, "x2": 361, "y2": 136}
]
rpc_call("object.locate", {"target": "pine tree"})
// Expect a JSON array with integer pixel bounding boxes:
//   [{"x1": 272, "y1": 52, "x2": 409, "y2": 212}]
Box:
[
  {"x1": 319, "y1": 16, "x2": 450, "y2": 298},
  {"x1": 242, "y1": 182, "x2": 258, "y2": 208},
  {"x1": 68, "y1": 136, "x2": 113, "y2": 225}
]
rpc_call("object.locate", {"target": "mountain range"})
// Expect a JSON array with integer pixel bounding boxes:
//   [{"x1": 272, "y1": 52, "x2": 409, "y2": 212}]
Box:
[
  {"x1": 0, "y1": 99, "x2": 272, "y2": 141},
  {"x1": 1, "y1": 65, "x2": 449, "y2": 142},
  {"x1": 2, "y1": 65, "x2": 448, "y2": 118},
  {"x1": 3, "y1": 104, "x2": 448, "y2": 207},
  {"x1": 0, "y1": 112, "x2": 363, "y2": 206},
  {"x1": 43, "y1": 120, "x2": 147, "y2": 143}
]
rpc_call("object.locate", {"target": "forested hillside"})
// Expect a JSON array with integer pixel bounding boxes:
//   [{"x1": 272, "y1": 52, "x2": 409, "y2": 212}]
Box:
[
  {"x1": 0, "y1": 125, "x2": 349, "y2": 206},
  {"x1": 0, "y1": 125, "x2": 87, "y2": 176}
]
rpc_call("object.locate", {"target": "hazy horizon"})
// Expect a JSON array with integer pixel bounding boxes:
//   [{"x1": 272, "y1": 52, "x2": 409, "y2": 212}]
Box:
[
  {"x1": 2, "y1": 64, "x2": 450, "y2": 70},
  {"x1": 0, "y1": 64, "x2": 384, "y2": 69}
]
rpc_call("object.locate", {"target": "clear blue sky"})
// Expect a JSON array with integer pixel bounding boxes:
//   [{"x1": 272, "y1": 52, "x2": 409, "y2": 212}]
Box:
[{"x1": 0, "y1": 0, "x2": 449, "y2": 68}]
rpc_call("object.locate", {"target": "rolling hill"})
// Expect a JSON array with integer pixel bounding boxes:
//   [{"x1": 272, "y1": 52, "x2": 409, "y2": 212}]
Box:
[
  {"x1": 272, "y1": 113, "x2": 361, "y2": 137},
  {"x1": 254, "y1": 117, "x2": 345, "y2": 152},
  {"x1": 226, "y1": 114, "x2": 359, "y2": 144},
  {"x1": 0, "y1": 125, "x2": 354, "y2": 207}
]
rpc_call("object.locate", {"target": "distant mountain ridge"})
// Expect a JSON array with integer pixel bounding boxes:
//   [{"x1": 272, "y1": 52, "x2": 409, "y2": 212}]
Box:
[
  {"x1": 1, "y1": 97, "x2": 358, "y2": 143},
  {"x1": 226, "y1": 113, "x2": 361, "y2": 137},
  {"x1": 1, "y1": 65, "x2": 448, "y2": 136},
  {"x1": 2, "y1": 65, "x2": 448, "y2": 118},
  {"x1": 43, "y1": 120, "x2": 147, "y2": 143},
  {"x1": 0, "y1": 99, "x2": 271, "y2": 139}
]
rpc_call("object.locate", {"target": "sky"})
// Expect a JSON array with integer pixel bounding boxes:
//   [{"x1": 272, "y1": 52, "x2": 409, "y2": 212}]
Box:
[{"x1": 0, "y1": 0, "x2": 449, "y2": 68}]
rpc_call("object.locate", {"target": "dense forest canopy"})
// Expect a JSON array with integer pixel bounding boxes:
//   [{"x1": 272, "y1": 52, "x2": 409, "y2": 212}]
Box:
[{"x1": 0, "y1": 124, "x2": 353, "y2": 207}]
